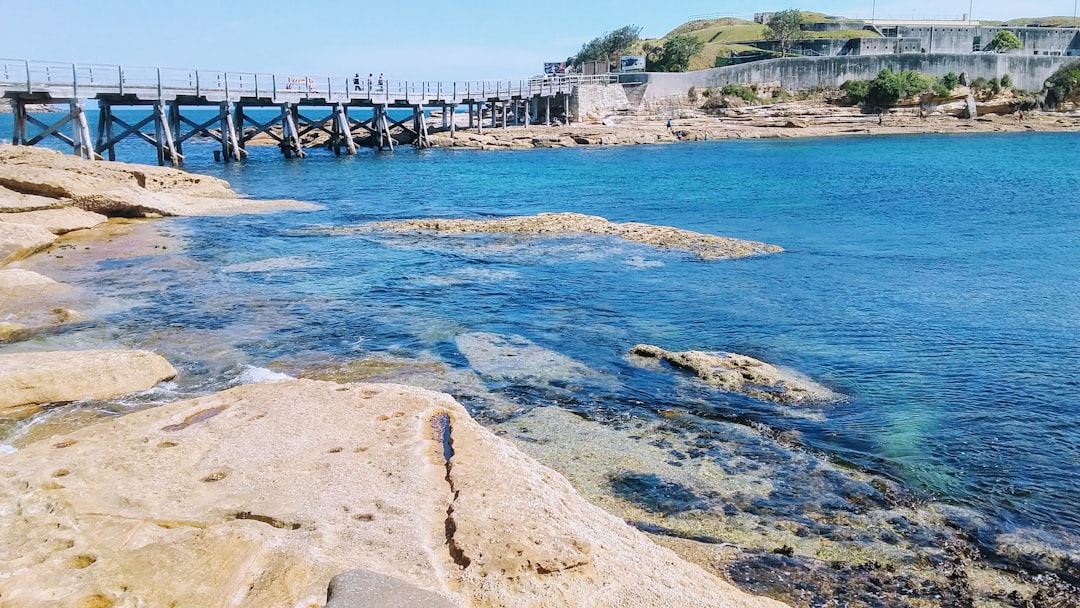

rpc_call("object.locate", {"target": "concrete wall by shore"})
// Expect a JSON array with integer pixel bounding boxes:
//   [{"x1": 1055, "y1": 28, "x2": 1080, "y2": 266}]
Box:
[{"x1": 624, "y1": 54, "x2": 1074, "y2": 98}]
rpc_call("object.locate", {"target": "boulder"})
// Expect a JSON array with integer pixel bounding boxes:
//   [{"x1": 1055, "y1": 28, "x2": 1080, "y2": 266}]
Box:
[
  {"x1": 630, "y1": 344, "x2": 839, "y2": 404},
  {"x1": 0, "y1": 221, "x2": 57, "y2": 265},
  {"x1": 0, "y1": 207, "x2": 108, "y2": 234},
  {"x1": 0, "y1": 379, "x2": 787, "y2": 608},
  {"x1": 0, "y1": 350, "x2": 178, "y2": 416}
]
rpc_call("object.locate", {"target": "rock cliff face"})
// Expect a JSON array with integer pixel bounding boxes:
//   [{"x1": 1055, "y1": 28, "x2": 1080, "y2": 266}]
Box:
[{"x1": 0, "y1": 379, "x2": 788, "y2": 608}]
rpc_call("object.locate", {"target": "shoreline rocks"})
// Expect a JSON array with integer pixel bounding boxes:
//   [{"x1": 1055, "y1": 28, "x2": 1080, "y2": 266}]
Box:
[
  {"x1": 0, "y1": 350, "x2": 178, "y2": 419},
  {"x1": 0, "y1": 145, "x2": 320, "y2": 219},
  {"x1": 0, "y1": 379, "x2": 787, "y2": 608},
  {"x1": 370, "y1": 212, "x2": 783, "y2": 260},
  {"x1": 629, "y1": 344, "x2": 839, "y2": 405}
]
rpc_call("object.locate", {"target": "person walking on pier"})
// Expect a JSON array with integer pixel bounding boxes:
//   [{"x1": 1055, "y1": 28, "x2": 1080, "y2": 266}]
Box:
[
  {"x1": 353, "y1": 73, "x2": 361, "y2": 92},
  {"x1": 378, "y1": 73, "x2": 385, "y2": 92}
]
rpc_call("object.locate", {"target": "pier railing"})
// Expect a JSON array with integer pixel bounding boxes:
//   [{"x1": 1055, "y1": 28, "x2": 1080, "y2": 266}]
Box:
[{"x1": 0, "y1": 59, "x2": 618, "y2": 105}]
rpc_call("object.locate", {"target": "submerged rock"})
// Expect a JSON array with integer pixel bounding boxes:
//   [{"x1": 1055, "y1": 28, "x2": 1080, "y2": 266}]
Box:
[
  {"x1": 629, "y1": 344, "x2": 838, "y2": 405},
  {"x1": 0, "y1": 350, "x2": 178, "y2": 418},
  {"x1": 0, "y1": 379, "x2": 786, "y2": 608},
  {"x1": 455, "y1": 332, "x2": 595, "y2": 384},
  {"x1": 371, "y1": 212, "x2": 783, "y2": 260}
]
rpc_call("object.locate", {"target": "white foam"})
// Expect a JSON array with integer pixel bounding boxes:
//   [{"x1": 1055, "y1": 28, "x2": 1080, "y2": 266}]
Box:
[
  {"x1": 232, "y1": 365, "x2": 294, "y2": 386},
  {"x1": 221, "y1": 256, "x2": 321, "y2": 273},
  {"x1": 626, "y1": 256, "x2": 664, "y2": 269},
  {"x1": 0, "y1": 444, "x2": 16, "y2": 455}
]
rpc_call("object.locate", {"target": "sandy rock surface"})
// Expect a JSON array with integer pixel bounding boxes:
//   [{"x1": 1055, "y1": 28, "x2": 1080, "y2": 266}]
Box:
[
  {"x1": 0, "y1": 350, "x2": 178, "y2": 417},
  {"x1": 0, "y1": 184, "x2": 67, "y2": 213},
  {"x1": 630, "y1": 344, "x2": 838, "y2": 404},
  {"x1": 0, "y1": 220, "x2": 57, "y2": 264},
  {"x1": 0, "y1": 379, "x2": 787, "y2": 608},
  {"x1": 0, "y1": 207, "x2": 108, "y2": 234},
  {"x1": 0, "y1": 145, "x2": 319, "y2": 220},
  {"x1": 372, "y1": 212, "x2": 782, "y2": 260}
]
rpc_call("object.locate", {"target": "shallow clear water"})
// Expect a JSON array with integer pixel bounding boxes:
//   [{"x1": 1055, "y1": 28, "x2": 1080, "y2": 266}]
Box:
[{"x1": 3, "y1": 115, "x2": 1079, "y2": 553}]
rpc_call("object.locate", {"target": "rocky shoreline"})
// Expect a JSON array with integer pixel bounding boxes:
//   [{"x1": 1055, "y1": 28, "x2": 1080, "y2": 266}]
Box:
[
  {"x1": 236, "y1": 95, "x2": 1080, "y2": 153},
  {"x1": 1, "y1": 145, "x2": 1078, "y2": 607},
  {"x1": 0, "y1": 146, "x2": 787, "y2": 607}
]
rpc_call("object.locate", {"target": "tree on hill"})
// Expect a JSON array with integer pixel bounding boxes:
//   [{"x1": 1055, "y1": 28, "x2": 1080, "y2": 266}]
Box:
[
  {"x1": 986, "y1": 30, "x2": 1022, "y2": 53},
  {"x1": 766, "y1": 9, "x2": 806, "y2": 57},
  {"x1": 647, "y1": 34, "x2": 706, "y2": 72},
  {"x1": 567, "y1": 25, "x2": 643, "y2": 70}
]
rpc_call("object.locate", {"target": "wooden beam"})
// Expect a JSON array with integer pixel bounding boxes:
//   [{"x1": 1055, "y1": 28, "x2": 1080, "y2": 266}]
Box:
[
  {"x1": 337, "y1": 105, "x2": 356, "y2": 155},
  {"x1": 24, "y1": 111, "x2": 76, "y2": 146}
]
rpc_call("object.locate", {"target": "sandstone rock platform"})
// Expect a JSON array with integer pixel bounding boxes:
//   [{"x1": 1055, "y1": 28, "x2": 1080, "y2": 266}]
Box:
[
  {"x1": 0, "y1": 145, "x2": 320, "y2": 219},
  {"x1": 370, "y1": 212, "x2": 783, "y2": 260},
  {"x1": 0, "y1": 350, "x2": 178, "y2": 419},
  {"x1": 0, "y1": 379, "x2": 787, "y2": 608}
]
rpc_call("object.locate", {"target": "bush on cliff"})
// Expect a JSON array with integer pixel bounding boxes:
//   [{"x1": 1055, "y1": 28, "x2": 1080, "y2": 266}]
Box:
[
  {"x1": 942, "y1": 72, "x2": 960, "y2": 91},
  {"x1": 648, "y1": 34, "x2": 706, "y2": 72},
  {"x1": 1045, "y1": 60, "x2": 1080, "y2": 108},
  {"x1": 839, "y1": 70, "x2": 943, "y2": 108}
]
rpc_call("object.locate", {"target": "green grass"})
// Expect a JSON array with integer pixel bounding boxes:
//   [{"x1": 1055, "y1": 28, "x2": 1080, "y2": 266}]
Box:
[
  {"x1": 640, "y1": 14, "x2": 879, "y2": 72},
  {"x1": 999, "y1": 16, "x2": 1080, "y2": 26}
]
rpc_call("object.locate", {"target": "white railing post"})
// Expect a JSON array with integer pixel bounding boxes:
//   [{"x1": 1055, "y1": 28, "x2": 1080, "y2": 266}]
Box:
[
  {"x1": 24, "y1": 60, "x2": 30, "y2": 93},
  {"x1": 119, "y1": 66, "x2": 124, "y2": 96},
  {"x1": 156, "y1": 67, "x2": 162, "y2": 99},
  {"x1": 72, "y1": 63, "x2": 78, "y2": 97}
]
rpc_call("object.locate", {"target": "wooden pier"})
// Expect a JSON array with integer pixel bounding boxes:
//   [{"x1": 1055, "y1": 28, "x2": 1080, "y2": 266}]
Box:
[{"x1": 1, "y1": 59, "x2": 614, "y2": 165}]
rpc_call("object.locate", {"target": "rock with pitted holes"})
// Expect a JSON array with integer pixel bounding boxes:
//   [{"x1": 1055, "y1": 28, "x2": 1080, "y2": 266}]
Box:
[{"x1": 0, "y1": 379, "x2": 788, "y2": 608}]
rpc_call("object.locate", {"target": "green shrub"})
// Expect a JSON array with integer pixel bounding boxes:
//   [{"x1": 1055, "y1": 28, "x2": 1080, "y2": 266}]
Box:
[
  {"x1": 933, "y1": 82, "x2": 950, "y2": 97},
  {"x1": 942, "y1": 72, "x2": 960, "y2": 91},
  {"x1": 865, "y1": 69, "x2": 937, "y2": 107},
  {"x1": 1045, "y1": 60, "x2": 1080, "y2": 107},
  {"x1": 971, "y1": 76, "x2": 990, "y2": 90},
  {"x1": 1000, "y1": 74, "x2": 1013, "y2": 88},
  {"x1": 989, "y1": 77, "x2": 1002, "y2": 95},
  {"x1": 986, "y1": 30, "x2": 1022, "y2": 53},
  {"x1": 840, "y1": 79, "x2": 871, "y2": 103},
  {"x1": 720, "y1": 84, "x2": 759, "y2": 102}
]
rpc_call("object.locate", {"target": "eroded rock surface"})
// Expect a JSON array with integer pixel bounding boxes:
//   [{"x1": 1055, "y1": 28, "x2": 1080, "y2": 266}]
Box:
[
  {"x1": 0, "y1": 379, "x2": 787, "y2": 608},
  {"x1": 371, "y1": 212, "x2": 783, "y2": 260},
  {"x1": 0, "y1": 145, "x2": 319, "y2": 219},
  {"x1": 0, "y1": 350, "x2": 178, "y2": 418},
  {"x1": 630, "y1": 344, "x2": 838, "y2": 404},
  {"x1": 0, "y1": 208, "x2": 108, "y2": 234},
  {"x1": 0, "y1": 221, "x2": 57, "y2": 264}
]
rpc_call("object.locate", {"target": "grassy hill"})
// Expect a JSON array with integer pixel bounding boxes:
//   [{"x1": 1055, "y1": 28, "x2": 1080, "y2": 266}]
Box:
[
  {"x1": 631, "y1": 13, "x2": 881, "y2": 70},
  {"x1": 621, "y1": 13, "x2": 1076, "y2": 72},
  {"x1": 998, "y1": 16, "x2": 1080, "y2": 26}
]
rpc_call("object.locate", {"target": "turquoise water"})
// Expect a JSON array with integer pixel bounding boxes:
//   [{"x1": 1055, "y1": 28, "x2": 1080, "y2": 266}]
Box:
[{"x1": 3, "y1": 115, "x2": 1080, "y2": 557}]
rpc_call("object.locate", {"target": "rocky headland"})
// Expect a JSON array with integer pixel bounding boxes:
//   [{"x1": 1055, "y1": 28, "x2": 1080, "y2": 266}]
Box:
[{"x1": 367, "y1": 212, "x2": 783, "y2": 260}]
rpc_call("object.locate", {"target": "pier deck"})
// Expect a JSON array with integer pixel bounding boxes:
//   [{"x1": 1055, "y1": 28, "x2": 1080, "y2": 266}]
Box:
[{"x1": 1, "y1": 59, "x2": 613, "y2": 164}]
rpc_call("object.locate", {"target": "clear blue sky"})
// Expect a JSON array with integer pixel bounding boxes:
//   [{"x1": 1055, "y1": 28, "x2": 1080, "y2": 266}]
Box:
[{"x1": 3, "y1": 0, "x2": 1075, "y2": 80}]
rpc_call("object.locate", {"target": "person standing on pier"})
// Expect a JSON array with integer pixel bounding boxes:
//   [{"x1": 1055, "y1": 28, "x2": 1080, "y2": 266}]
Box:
[
  {"x1": 378, "y1": 73, "x2": 385, "y2": 92},
  {"x1": 367, "y1": 74, "x2": 374, "y2": 93},
  {"x1": 353, "y1": 73, "x2": 361, "y2": 92}
]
